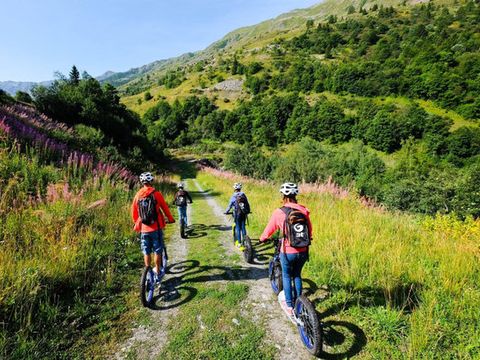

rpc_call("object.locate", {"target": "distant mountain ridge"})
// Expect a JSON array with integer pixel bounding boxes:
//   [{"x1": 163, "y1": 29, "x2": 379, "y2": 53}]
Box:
[{"x1": 0, "y1": 80, "x2": 53, "y2": 95}]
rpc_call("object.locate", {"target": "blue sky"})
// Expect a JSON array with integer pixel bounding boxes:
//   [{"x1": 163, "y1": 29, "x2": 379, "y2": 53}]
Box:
[{"x1": 0, "y1": 0, "x2": 320, "y2": 82}]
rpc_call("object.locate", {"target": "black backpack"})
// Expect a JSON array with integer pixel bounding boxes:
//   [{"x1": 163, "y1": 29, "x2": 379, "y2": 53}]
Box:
[
  {"x1": 281, "y1": 206, "x2": 311, "y2": 248},
  {"x1": 138, "y1": 192, "x2": 158, "y2": 225},
  {"x1": 235, "y1": 193, "x2": 250, "y2": 217},
  {"x1": 175, "y1": 190, "x2": 187, "y2": 207}
]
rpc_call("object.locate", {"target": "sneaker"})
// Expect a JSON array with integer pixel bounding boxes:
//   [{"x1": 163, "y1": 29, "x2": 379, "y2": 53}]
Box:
[
  {"x1": 280, "y1": 299, "x2": 293, "y2": 315},
  {"x1": 235, "y1": 241, "x2": 240, "y2": 247},
  {"x1": 239, "y1": 245, "x2": 245, "y2": 251}
]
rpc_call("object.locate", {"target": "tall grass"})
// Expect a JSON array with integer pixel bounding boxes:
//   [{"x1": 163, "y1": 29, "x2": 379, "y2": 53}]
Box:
[
  {"x1": 197, "y1": 169, "x2": 480, "y2": 358},
  {"x1": 0, "y1": 142, "x2": 175, "y2": 357}
]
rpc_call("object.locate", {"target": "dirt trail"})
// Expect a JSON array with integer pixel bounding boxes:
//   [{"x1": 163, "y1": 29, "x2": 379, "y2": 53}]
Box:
[
  {"x1": 113, "y1": 206, "x2": 189, "y2": 360},
  {"x1": 192, "y1": 179, "x2": 312, "y2": 360}
]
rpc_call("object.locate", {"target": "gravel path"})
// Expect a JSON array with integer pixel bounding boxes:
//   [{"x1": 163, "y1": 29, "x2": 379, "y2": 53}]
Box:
[{"x1": 192, "y1": 179, "x2": 312, "y2": 359}]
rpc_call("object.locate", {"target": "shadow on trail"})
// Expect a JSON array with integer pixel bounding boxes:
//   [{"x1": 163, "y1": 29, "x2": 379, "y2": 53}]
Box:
[
  {"x1": 315, "y1": 298, "x2": 368, "y2": 359},
  {"x1": 148, "y1": 258, "x2": 269, "y2": 311},
  {"x1": 185, "y1": 223, "x2": 231, "y2": 239},
  {"x1": 189, "y1": 189, "x2": 223, "y2": 199}
]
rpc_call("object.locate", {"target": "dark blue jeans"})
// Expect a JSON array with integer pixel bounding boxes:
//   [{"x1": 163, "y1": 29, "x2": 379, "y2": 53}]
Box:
[
  {"x1": 234, "y1": 216, "x2": 247, "y2": 244},
  {"x1": 177, "y1": 206, "x2": 187, "y2": 226},
  {"x1": 280, "y1": 251, "x2": 308, "y2": 307}
]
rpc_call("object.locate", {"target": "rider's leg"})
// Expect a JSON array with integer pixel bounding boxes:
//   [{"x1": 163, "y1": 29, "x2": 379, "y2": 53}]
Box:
[
  {"x1": 154, "y1": 253, "x2": 161, "y2": 274},
  {"x1": 141, "y1": 232, "x2": 152, "y2": 267},
  {"x1": 177, "y1": 206, "x2": 182, "y2": 224},
  {"x1": 234, "y1": 216, "x2": 242, "y2": 244},
  {"x1": 152, "y1": 230, "x2": 165, "y2": 276},
  {"x1": 280, "y1": 252, "x2": 294, "y2": 308},
  {"x1": 291, "y1": 252, "x2": 308, "y2": 301},
  {"x1": 181, "y1": 206, "x2": 188, "y2": 226},
  {"x1": 144, "y1": 254, "x2": 150, "y2": 267},
  {"x1": 240, "y1": 219, "x2": 247, "y2": 244}
]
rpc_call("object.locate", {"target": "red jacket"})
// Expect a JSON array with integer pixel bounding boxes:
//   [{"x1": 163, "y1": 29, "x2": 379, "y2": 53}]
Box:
[
  {"x1": 260, "y1": 203, "x2": 312, "y2": 254},
  {"x1": 131, "y1": 186, "x2": 174, "y2": 233}
]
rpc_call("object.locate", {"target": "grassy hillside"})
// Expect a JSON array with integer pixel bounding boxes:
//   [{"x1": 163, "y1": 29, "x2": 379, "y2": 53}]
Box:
[
  {"x1": 119, "y1": 0, "x2": 476, "y2": 118},
  {"x1": 117, "y1": 0, "x2": 415, "y2": 104},
  {"x1": 197, "y1": 167, "x2": 480, "y2": 358}
]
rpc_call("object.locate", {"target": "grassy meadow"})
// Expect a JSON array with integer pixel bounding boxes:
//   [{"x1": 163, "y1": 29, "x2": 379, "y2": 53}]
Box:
[{"x1": 196, "y1": 168, "x2": 480, "y2": 358}]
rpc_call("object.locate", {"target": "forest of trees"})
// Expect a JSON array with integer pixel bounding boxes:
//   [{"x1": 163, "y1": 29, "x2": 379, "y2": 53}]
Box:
[
  {"x1": 26, "y1": 67, "x2": 158, "y2": 172},
  {"x1": 264, "y1": 2, "x2": 480, "y2": 119}
]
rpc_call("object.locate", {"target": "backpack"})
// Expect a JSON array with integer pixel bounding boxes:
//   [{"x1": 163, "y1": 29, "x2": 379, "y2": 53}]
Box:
[
  {"x1": 281, "y1": 206, "x2": 311, "y2": 248},
  {"x1": 138, "y1": 192, "x2": 158, "y2": 225},
  {"x1": 175, "y1": 190, "x2": 187, "y2": 207},
  {"x1": 235, "y1": 193, "x2": 250, "y2": 217}
]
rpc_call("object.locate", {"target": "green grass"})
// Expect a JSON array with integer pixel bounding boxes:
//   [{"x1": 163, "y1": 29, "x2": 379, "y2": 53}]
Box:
[
  {"x1": 196, "y1": 170, "x2": 480, "y2": 359},
  {"x1": 157, "y1": 178, "x2": 275, "y2": 359}
]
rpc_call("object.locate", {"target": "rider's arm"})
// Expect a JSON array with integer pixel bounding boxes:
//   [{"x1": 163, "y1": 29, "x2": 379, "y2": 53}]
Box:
[
  {"x1": 186, "y1": 191, "x2": 193, "y2": 203},
  {"x1": 225, "y1": 195, "x2": 235, "y2": 213},
  {"x1": 307, "y1": 213, "x2": 313, "y2": 241},
  {"x1": 156, "y1": 191, "x2": 175, "y2": 223},
  {"x1": 259, "y1": 209, "x2": 283, "y2": 242}
]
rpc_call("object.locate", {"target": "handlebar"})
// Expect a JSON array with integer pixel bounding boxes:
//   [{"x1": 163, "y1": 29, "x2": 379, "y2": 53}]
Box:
[{"x1": 224, "y1": 212, "x2": 252, "y2": 215}]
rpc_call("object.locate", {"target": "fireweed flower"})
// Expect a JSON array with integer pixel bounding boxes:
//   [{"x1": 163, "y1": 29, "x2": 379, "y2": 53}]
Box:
[{"x1": 0, "y1": 106, "x2": 135, "y2": 185}]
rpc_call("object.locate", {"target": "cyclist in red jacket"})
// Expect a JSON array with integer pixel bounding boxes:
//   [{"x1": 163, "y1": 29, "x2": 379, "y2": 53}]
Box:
[{"x1": 132, "y1": 172, "x2": 175, "y2": 282}]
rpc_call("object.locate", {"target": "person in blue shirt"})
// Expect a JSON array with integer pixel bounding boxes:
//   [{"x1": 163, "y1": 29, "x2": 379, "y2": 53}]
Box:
[{"x1": 224, "y1": 182, "x2": 251, "y2": 250}]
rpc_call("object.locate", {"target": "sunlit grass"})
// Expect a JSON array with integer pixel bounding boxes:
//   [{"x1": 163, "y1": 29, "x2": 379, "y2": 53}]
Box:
[{"x1": 197, "y1": 169, "x2": 480, "y2": 358}]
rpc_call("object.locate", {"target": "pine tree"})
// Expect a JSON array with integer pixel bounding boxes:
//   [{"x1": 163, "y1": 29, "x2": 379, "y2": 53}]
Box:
[{"x1": 69, "y1": 65, "x2": 80, "y2": 85}]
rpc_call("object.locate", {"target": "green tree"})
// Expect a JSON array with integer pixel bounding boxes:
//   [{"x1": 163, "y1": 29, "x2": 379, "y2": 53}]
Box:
[
  {"x1": 144, "y1": 91, "x2": 153, "y2": 101},
  {"x1": 15, "y1": 91, "x2": 33, "y2": 103},
  {"x1": 69, "y1": 65, "x2": 80, "y2": 85}
]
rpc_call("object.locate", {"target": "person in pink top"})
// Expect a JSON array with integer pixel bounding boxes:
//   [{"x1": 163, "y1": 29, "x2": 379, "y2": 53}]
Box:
[{"x1": 260, "y1": 182, "x2": 312, "y2": 315}]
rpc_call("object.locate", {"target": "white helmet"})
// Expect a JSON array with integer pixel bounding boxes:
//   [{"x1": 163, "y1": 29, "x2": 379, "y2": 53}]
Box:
[
  {"x1": 233, "y1": 182, "x2": 242, "y2": 190},
  {"x1": 139, "y1": 172, "x2": 154, "y2": 184},
  {"x1": 177, "y1": 182, "x2": 184, "y2": 189},
  {"x1": 280, "y1": 182, "x2": 298, "y2": 196}
]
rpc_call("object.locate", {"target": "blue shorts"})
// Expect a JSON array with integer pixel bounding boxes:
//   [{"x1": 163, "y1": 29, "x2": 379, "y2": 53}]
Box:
[{"x1": 140, "y1": 230, "x2": 164, "y2": 255}]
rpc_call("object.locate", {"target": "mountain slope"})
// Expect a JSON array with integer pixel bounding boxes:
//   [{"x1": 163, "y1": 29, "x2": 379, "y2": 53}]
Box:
[{"x1": 115, "y1": 0, "x2": 418, "y2": 96}]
